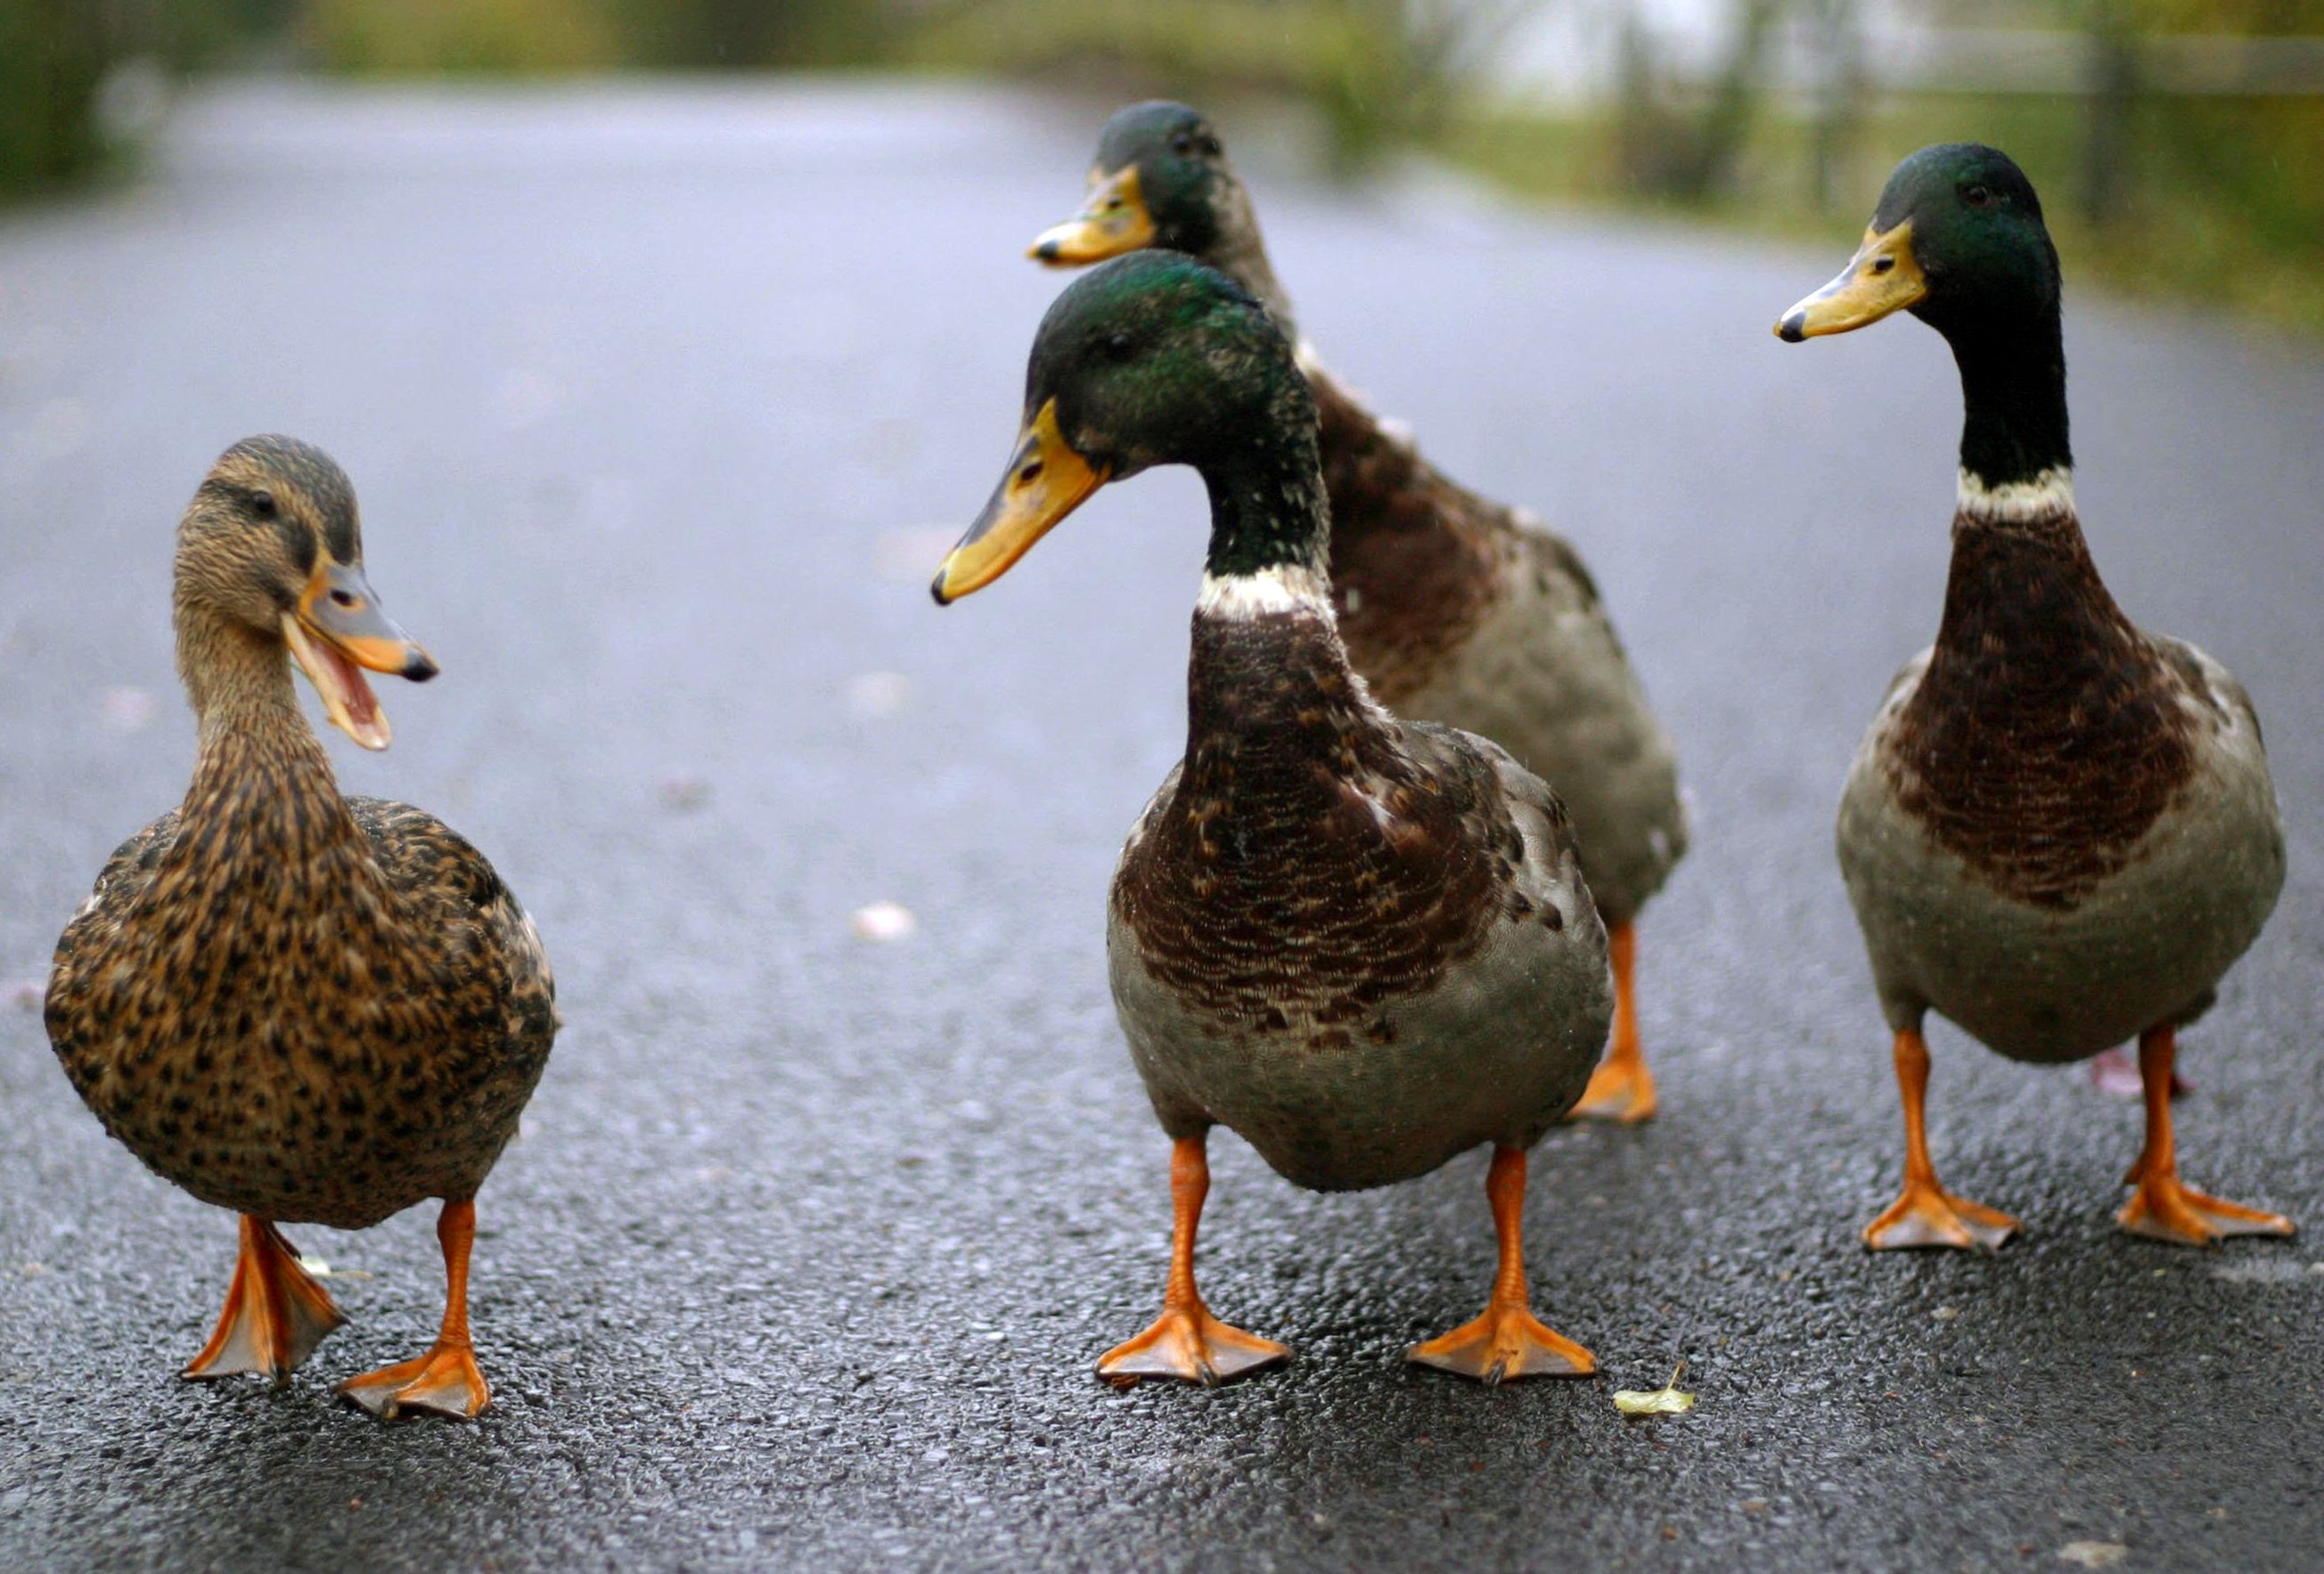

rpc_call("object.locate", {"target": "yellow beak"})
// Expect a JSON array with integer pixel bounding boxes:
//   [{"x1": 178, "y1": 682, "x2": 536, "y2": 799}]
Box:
[
  {"x1": 1028, "y1": 165, "x2": 1156, "y2": 266},
  {"x1": 284, "y1": 561, "x2": 436, "y2": 751},
  {"x1": 1776, "y1": 220, "x2": 1927, "y2": 341},
  {"x1": 931, "y1": 399, "x2": 1109, "y2": 604}
]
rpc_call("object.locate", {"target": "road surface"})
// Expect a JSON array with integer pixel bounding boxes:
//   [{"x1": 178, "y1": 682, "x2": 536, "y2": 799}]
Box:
[{"x1": 1, "y1": 79, "x2": 2320, "y2": 1571}]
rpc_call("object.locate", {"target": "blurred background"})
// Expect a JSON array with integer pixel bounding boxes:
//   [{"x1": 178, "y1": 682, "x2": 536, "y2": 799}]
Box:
[{"x1": 5, "y1": 0, "x2": 2321, "y2": 330}]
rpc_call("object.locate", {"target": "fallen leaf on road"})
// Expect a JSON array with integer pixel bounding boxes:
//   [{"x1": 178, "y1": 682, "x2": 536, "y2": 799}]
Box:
[
  {"x1": 1613, "y1": 1363, "x2": 1695, "y2": 1416},
  {"x1": 2058, "y1": 1542, "x2": 2127, "y2": 1569}
]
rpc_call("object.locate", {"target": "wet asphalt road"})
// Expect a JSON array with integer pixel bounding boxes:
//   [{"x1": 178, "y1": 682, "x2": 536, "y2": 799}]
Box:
[{"x1": 1, "y1": 80, "x2": 2320, "y2": 1572}]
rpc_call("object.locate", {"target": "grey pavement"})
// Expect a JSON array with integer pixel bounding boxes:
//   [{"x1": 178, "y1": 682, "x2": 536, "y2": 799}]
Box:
[{"x1": 2, "y1": 79, "x2": 2320, "y2": 1572}]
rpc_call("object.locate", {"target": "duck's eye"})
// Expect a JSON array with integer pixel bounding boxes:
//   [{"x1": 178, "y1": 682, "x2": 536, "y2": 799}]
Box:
[
  {"x1": 329, "y1": 588, "x2": 361, "y2": 610},
  {"x1": 1102, "y1": 332, "x2": 1138, "y2": 363},
  {"x1": 250, "y1": 490, "x2": 277, "y2": 518},
  {"x1": 1170, "y1": 133, "x2": 1194, "y2": 156},
  {"x1": 1964, "y1": 184, "x2": 1993, "y2": 209}
]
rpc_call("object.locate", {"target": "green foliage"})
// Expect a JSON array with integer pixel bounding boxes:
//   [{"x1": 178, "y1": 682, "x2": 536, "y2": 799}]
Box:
[
  {"x1": 905, "y1": 0, "x2": 1520, "y2": 171},
  {"x1": 305, "y1": 0, "x2": 619, "y2": 73},
  {"x1": 1441, "y1": 88, "x2": 2324, "y2": 335},
  {"x1": 0, "y1": 0, "x2": 110, "y2": 195}
]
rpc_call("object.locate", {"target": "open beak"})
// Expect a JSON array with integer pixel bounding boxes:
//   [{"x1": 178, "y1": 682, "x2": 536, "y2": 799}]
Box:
[
  {"x1": 1776, "y1": 220, "x2": 1927, "y2": 341},
  {"x1": 931, "y1": 398, "x2": 1109, "y2": 604},
  {"x1": 1028, "y1": 165, "x2": 1155, "y2": 266},
  {"x1": 282, "y1": 561, "x2": 437, "y2": 751}
]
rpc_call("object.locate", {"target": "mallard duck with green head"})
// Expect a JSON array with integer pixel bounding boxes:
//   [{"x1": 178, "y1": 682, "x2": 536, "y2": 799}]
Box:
[
  {"x1": 1029, "y1": 101, "x2": 1684, "y2": 1124},
  {"x1": 1777, "y1": 145, "x2": 2293, "y2": 1250},
  {"x1": 934, "y1": 253, "x2": 1614, "y2": 1384},
  {"x1": 45, "y1": 437, "x2": 558, "y2": 1414}
]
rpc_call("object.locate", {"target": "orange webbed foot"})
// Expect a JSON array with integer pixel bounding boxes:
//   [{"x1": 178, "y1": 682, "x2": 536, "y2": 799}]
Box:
[
  {"x1": 1407, "y1": 1299, "x2": 1595, "y2": 1386},
  {"x1": 2119, "y1": 1176, "x2": 2295, "y2": 1247},
  {"x1": 1098, "y1": 1306, "x2": 1289, "y2": 1388},
  {"x1": 183, "y1": 1217, "x2": 347, "y2": 1383},
  {"x1": 337, "y1": 1340, "x2": 490, "y2": 1419},
  {"x1": 1570, "y1": 1053, "x2": 1658, "y2": 1125},
  {"x1": 1569, "y1": 922, "x2": 1657, "y2": 1124},
  {"x1": 1862, "y1": 1183, "x2": 2019, "y2": 1251}
]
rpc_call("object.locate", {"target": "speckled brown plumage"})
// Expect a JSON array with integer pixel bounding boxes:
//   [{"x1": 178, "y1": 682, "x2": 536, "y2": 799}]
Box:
[
  {"x1": 44, "y1": 439, "x2": 555, "y2": 1236},
  {"x1": 1882, "y1": 503, "x2": 2198, "y2": 909},
  {"x1": 1115, "y1": 608, "x2": 1532, "y2": 1044},
  {"x1": 47, "y1": 758, "x2": 554, "y2": 1229},
  {"x1": 1108, "y1": 592, "x2": 1611, "y2": 1194}
]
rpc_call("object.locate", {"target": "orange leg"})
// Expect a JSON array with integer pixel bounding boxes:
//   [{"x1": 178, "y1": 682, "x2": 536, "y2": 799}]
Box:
[
  {"x1": 1098, "y1": 1135, "x2": 1289, "y2": 1387},
  {"x1": 1406, "y1": 1145, "x2": 1593, "y2": 1384},
  {"x1": 337, "y1": 1199, "x2": 491, "y2": 1419},
  {"x1": 1862, "y1": 1028, "x2": 2019, "y2": 1250},
  {"x1": 183, "y1": 1216, "x2": 347, "y2": 1382},
  {"x1": 2117, "y1": 1026, "x2": 2293, "y2": 1246},
  {"x1": 1572, "y1": 923, "x2": 1657, "y2": 1124}
]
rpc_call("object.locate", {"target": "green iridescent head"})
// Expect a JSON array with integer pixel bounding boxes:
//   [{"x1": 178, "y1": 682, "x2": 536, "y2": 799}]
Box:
[
  {"x1": 934, "y1": 252, "x2": 1313, "y2": 603},
  {"x1": 1778, "y1": 143, "x2": 2060, "y2": 343},
  {"x1": 1028, "y1": 102, "x2": 1239, "y2": 267}
]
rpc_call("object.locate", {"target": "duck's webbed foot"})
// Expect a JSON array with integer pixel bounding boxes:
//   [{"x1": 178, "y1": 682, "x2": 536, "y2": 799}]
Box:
[
  {"x1": 336, "y1": 1198, "x2": 493, "y2": 1420},
  {"x1": 1099, "y1": 1306, "x2": 1288, "y2": 1388},
  {"x1": 1862, "y1": 1027, "x2": 2019, "y2": 1251},
  {"x1": 1405, "y1": 1145, "x2": 1594, "y2": 1385},
  {"x1": 1569, "y1": 924, "x2": 1657, "y2": 1124},
  {"x1": 183, "y1": 1217, "x2": 347, "y2": 1382},
  {"x1": 338, "y1": 1340, "x2": 489, "y2": 1419},
  {"x1": 1408, "y1": 1299, "x2": 1593, "y2": 1386},
  {"x1": 1098, "y1": 1134, "x2": 1289, "y2": 1389},
  {"x1": 1862, "y1": 1182, "x2": 2020, "y2": 1251},
  {"x1": 2120, "y1": 1177, "x2": 2295, "y2": 1247},
  {"x1": 2117, "y1": 1029, "x2": 2294, "y2": 1247}
]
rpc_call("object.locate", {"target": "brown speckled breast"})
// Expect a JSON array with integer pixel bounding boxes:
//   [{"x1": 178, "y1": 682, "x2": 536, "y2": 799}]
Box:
[
  {"x1": 1884, "y1": 505, "x2": 2198, "y2": 909},
  {"x1": 45, "y1": 732, "x2": 555, "y2": 1230},
  {"x1": 1112, "y1": 608, "x2": 1515, "y2": 1045}
]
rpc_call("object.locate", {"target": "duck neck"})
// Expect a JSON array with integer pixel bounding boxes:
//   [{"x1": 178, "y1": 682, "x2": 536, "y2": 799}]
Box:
[
  {"x1": 1926, "y1": 286, "x2": 2127, "y2": 669},
  {"x1": 173, "y1": 602, "x2": 351, "y2": 839},
  {"x1": 1945, "y1": 301, "x2": 2071, "y2": 494},
  {"x1": 1182, "y1": 410, "x2": 1402, "y2": 786},
  {"x1": 1925, "y1": 461, "x2": 2143, "y2": 719},
  {"x1": 1190, "y1": 182, "x2": 1295, "y2": 338},
  {"x1": 1217, "y1": 234, "x2": 1294, "y2": 340},
  {"x1": 1198, "y1": 385, "x2": 1330, "y2": 584}
]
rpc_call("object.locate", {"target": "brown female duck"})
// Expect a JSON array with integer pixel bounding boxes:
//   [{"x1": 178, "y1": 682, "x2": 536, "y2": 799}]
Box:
[
  {"x1": 934, "y1": 255, "x2": 1613, "y2": 1385},
  {"x1": 1030, "y1": 101, "x2": 1687, "y2": 1122},
  {"x1": 45, "y1": 436, "x2": 557, "y2": 1414}
]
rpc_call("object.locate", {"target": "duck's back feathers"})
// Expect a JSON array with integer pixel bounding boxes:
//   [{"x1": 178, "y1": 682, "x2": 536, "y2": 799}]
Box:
[{"x1": 1302, "y1": 361, "x2": 1686, "y2": 925}]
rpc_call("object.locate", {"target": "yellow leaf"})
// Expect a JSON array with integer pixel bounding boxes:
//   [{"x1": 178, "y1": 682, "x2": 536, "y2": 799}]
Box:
[{"x1": 1613, "y1": 1363, "x2": 1696, "y2": 1416}]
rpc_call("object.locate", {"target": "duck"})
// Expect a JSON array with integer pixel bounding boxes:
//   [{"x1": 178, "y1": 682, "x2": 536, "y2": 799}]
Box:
[
  {"x1": 933, "y1": 252, "x2": 1614, "y2": 1384},
  {"x1": 1028, "y1": 101, "x2": 1686, "y2": 1123},
  {"x1": 1776, "y1": 145, "x2": 2294, "y2": 1250},
  {"x1": 44, "y1": 436, "x2": 558, "y2": 1414}
]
